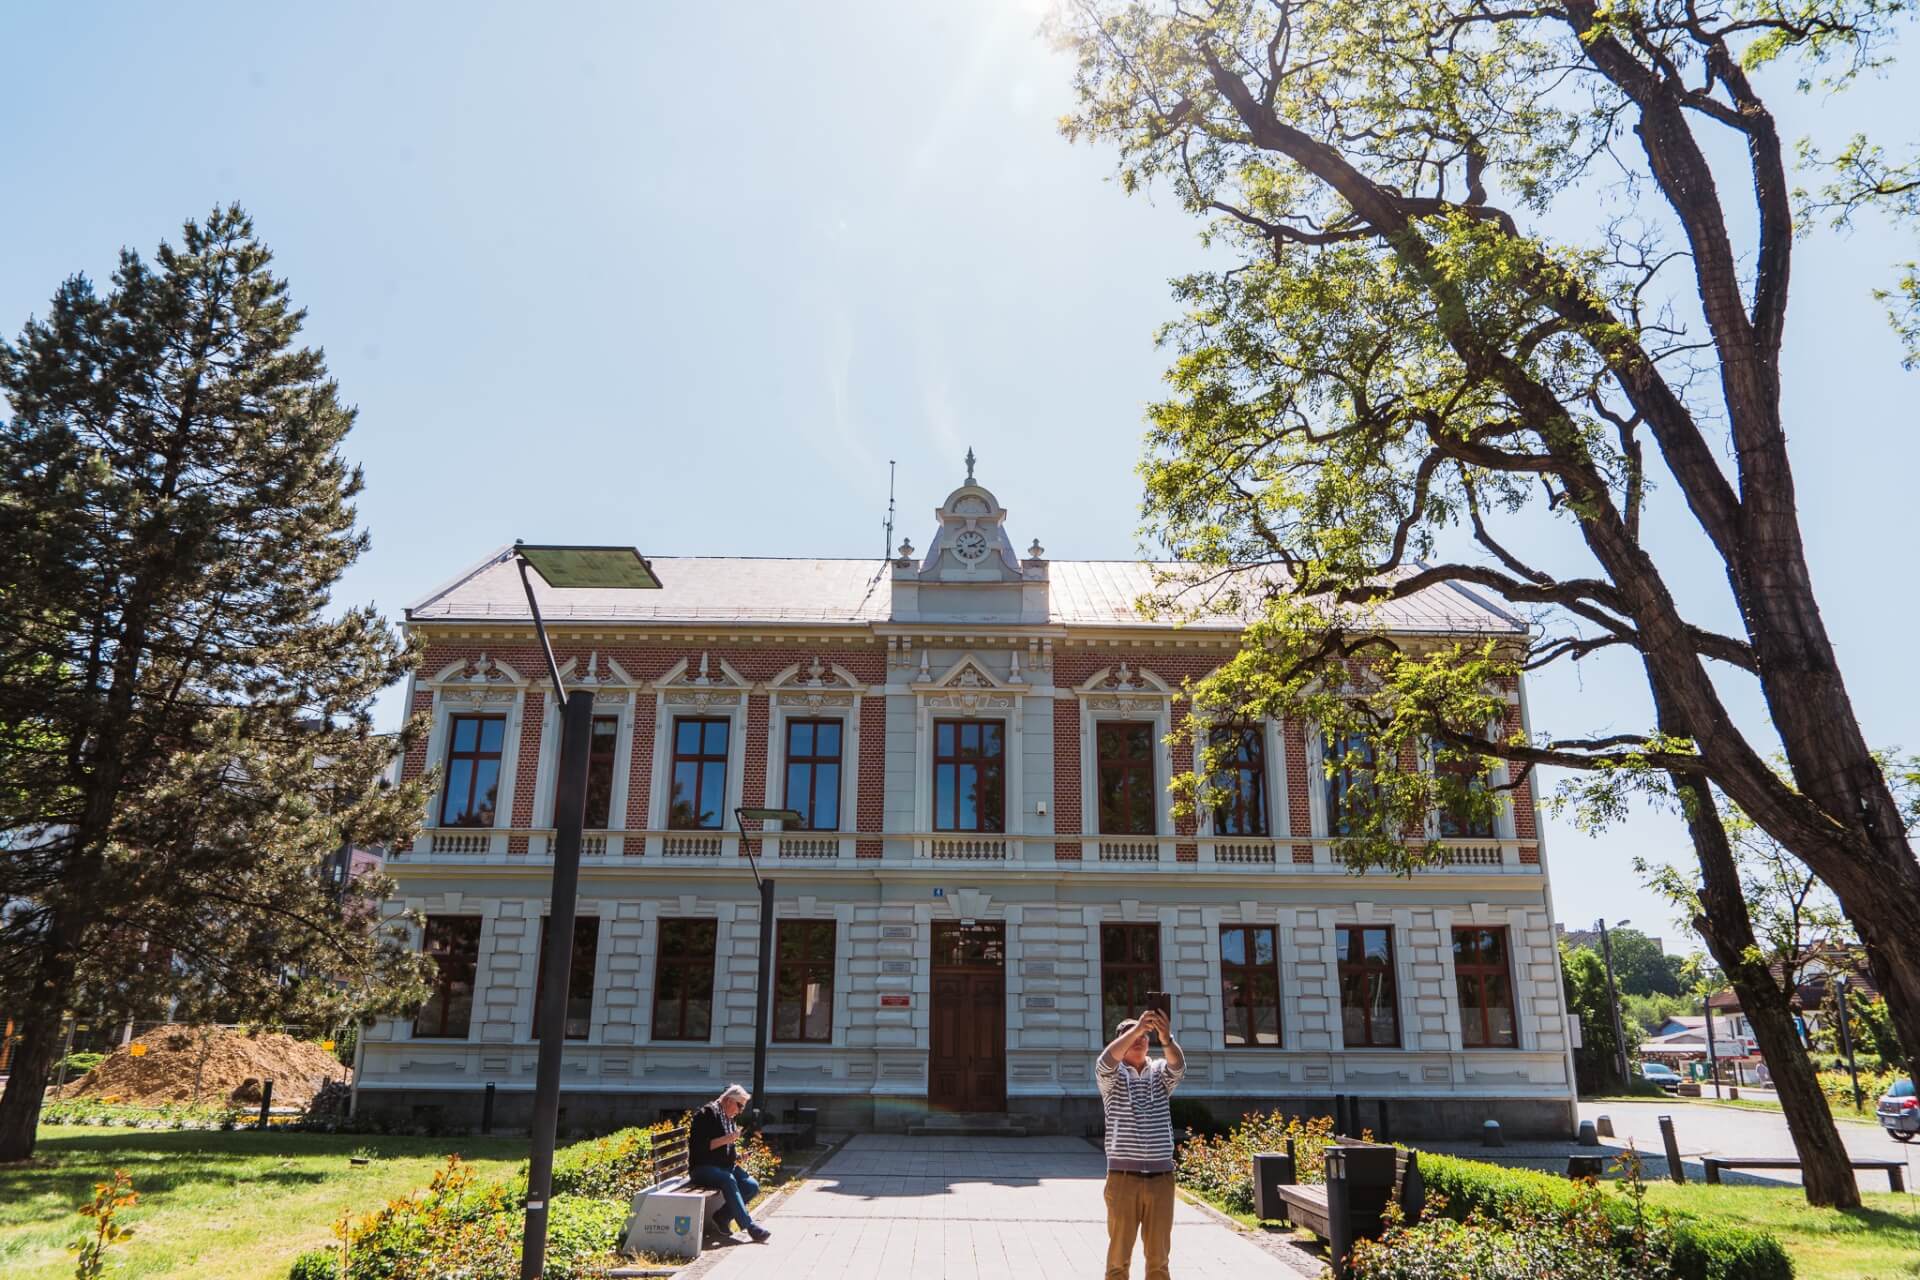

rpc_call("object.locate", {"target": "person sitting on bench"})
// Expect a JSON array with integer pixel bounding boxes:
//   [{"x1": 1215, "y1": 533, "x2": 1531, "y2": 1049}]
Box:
[{"x1": 689, "y1": 1085, "x2": 771, "y2": 1244}]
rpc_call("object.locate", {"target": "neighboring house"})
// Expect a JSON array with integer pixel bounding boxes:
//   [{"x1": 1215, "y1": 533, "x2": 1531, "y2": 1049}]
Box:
[
  {"x1": 1640, "y1": 1013, "x2": 1765, "y2": 1085},
  {"x1": 356, "y1": 467, "x2": 1577, "y2": 1137}
]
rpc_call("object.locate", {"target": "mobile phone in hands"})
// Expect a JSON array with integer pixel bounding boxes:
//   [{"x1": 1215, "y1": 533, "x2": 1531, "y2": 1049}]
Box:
[{"x1": 1144, "y1": 991, "x2": 1172, "y2": 1045}]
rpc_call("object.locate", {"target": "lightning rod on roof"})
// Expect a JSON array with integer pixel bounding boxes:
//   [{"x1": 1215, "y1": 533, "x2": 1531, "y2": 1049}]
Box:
[{"x1": 883, "y1": 459, "x2": 897, "y2": 560}]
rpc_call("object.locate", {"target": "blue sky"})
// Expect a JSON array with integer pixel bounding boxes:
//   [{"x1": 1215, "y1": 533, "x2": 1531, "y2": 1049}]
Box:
[{"x1": 4, "y1": 1, "x2": 1915, "y2": 947}]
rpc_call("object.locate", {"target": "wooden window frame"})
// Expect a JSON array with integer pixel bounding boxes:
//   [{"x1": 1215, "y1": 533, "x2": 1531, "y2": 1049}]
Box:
[
  {"x1": 414, "y1": 916, "x2": 482, "y2": 1039},
  {"x1": 1336, "y1": 925, "x2": 1401, "y2": 1048},
  {"x1": 1099, "y1": 923, "x2": 1161, "y2": 1036},
  {"x1": 784, "y1": 718, "x2": 844, "y2": 832},
  {"x1": 439, "y1": 714, "x2": 506, "y2": 828},
  {"x1": 650, "y1": 918, "x2": 718, "y2": 1042},
  {"x1": 668, "y1": 716, "x2": 731, "y2": 831},
  {"x1": 1453, "y1": 926, "x2": 1519, "y2": 1048},
  {"x1": 1432, "y1": 738, "x2": 1496, "y2": 839},
  {"x1": 1210, "y1": 725, "x2": 1270, "y2": 837},
  {"x1": 1096, "y1": 721, "x2": 1157, "y2": 836},
  {"x1": 1219, "y1": 924, "x2": 1283, "y2": 1048},
  {"x1": 533, "y1": 915, "x2": 601, "y2": 1041},
  {"x1": 932, "y1": 718, "x2": 1006, "y2": 833},
  {"x1": 772, "y1": 919, "x2": 837, "y2": 1043}
]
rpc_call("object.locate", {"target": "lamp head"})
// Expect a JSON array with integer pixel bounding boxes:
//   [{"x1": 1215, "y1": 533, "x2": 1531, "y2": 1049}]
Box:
[{"x1": 514, "y1": 542, "x2": 661, "y2": 590}]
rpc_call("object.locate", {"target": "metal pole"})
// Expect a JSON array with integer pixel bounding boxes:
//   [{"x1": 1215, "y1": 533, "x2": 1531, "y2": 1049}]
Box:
[
  {"x1": 752, "y1": 874, "x2": 775, "y2": 1119},
  {"x1": 1836, "y1": 977, "x2": 1864, "y2": 1113},
  {"x1": 1598, "y1": 921, "x2": 1630, "y2": 1089},
  {"x1": 1703, "y1": 995, "x2": 1721, "y2": 1100},
  {"x1": 520, "y1": 686, "x2": 595, "y2": 1280}
]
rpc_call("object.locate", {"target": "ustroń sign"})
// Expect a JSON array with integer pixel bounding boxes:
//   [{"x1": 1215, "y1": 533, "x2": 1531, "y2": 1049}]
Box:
[{"x1": 623, "y1": 1186, "x2": 709, "y2": 1260}]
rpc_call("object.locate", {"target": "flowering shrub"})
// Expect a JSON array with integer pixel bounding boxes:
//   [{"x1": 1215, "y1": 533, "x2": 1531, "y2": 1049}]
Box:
[
  {"x1": 1175, "y1": 1109, "x2": 1338, "y2": 1215},
  {"x1": 1816, "y1": 1066, "x2": 1899, "y2": 1112}
]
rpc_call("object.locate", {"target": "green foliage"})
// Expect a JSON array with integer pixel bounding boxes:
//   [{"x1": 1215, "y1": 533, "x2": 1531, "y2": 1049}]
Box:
[
  {"x1": 68, "y1": 1169, "x2": 137, "y2": 1280},
  {"x1": 1560, "y1": 944, "x2": 1634, "y2": 1093},
  {"x1": 1175, "y1": 1108, "x2": 1338, "y2": 1215},
  {"x1": 1603, "y1": 930, "x2": 1688, "y2": 998},
  {"x1": 58, "y1": 1053, "x2": 107, "y2": 1078},
  {"x1": 39, "y1": 1098, "x2": 246, "y2": 1130},
  {"x1": 544, "y1": 1126, "x2": 654, "y2": 1202},
  {"x1": 0, "y1": 204, "x2": 432, "y2": 1152},
  {"x1": 1623, "y1": 993, "x2": 1697, "y2": 1038},
  {"x1": 542, "y1": 1195, "x2": 627, "y2": 1280},
  {"x1": 1418, "y1": 1154, "x2": 1793, "y2": 1280},
  {"x1": 1348, "y1": 1170, "x2": 1670, "y2": 1279},
  {"x1": 287, "y1": 1250, "x2": 338, "y2": 1280}
]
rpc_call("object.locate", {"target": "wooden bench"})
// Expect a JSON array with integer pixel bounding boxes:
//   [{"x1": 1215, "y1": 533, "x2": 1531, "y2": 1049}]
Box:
[
  {"x1": 1255, "y1": 1137, "x2": 1422, "y2": 1278},
  {"x1": 1703, "y1": 1156, "x2": 1905, "y2": 1191},
  {"x1": 622, "y1": 1124, "x2": 727, "y2": 1256}
]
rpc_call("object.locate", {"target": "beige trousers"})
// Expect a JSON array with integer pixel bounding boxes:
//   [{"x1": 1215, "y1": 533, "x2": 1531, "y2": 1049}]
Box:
[{"x1": 1103, "y1": 1170, "x2": 1176, "y2": 1280}]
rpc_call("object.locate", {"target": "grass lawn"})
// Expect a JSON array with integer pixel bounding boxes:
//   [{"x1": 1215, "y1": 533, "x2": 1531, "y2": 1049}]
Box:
[
  {"x1": 1638, "y1": 1182, "x2": 1920, "y2": 1280},
  {"x1": 0, "y1": 1127, "x2": 527, "y2": 1280}
]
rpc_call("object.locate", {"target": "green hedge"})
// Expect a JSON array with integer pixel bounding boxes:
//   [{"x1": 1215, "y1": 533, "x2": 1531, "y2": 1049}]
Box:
[{"x1": 1418, "y1": 1153, "x2": 1793, "y2": 1280}]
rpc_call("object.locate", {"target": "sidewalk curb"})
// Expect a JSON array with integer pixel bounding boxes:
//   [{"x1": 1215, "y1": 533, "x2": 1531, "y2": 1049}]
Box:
[{"x1": 1177, "y1": 1187, "x2": 1323, "y2": 1277}]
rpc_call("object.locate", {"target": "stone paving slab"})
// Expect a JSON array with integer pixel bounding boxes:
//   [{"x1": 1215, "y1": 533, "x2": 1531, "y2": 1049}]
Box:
[{"x1": 690, "y1": 1133, "x2": 1315, "y2": 1279}]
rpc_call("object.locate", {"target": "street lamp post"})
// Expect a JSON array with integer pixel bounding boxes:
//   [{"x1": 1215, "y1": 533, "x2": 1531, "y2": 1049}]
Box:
[
  {"x1": 1596, "y1": 918, "x2": 1632, "y2": 1091},
  {"x1": 512, "y1": 544, "x2": 660, "y2": 1280},
  {"x1": 735, "y1": 807, "x2": 803, "y2": 1127}
]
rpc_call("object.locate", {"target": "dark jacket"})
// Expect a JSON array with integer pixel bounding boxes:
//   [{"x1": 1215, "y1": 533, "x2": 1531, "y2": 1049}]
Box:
[{"x1": 688, "y1": 1102, "x2": 736, "y2": 1170}]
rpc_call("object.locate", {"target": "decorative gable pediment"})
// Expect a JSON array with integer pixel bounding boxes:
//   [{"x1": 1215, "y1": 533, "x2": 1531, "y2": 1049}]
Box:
[
  {"x1": 557, "y1": 651, "x2": 637, "y2": 689},
  {"x1": 1077, "y1": 662, "x2": 1173, "y2": 714},
  {"x1": 913, "y1": 652, "x2": 1017, "y2": 715},
  {"x1": 430, "y1": 653, "x2": 526, "y2": 703},
  {"x1": 654, "y1": 651, "x2": 748, "y2": 708},
  {"x1": 769, "y1": 656, "x2": 865, "y2": 710}
]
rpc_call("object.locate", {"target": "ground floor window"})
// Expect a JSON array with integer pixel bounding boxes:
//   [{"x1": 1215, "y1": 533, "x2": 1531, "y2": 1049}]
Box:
[
  {"x1": 774, "y1": 919, "x2": 836, "y2": 1042},
  {"x1": 533, "y1": 915, "x2": 600, "y2": 1040},
  {"x1": 651, "y1": 918, "x2": 717, "y2": 1041},
  {"x1": 1099, "y1": 923, "x2": 1160, "y2": 1036},
  {"x1": 1220, "y1": 925, "x2": 1282, "y2": 1047},
  {"x1": 1336, "y1": 925, "x2": 1399, "y2": 1047},
  {"x1": 415, "y1": 916, "x2": 482, "y2": 1038},
  {"x1": 1453, "y1": 926, "x2": 1517, "y2": 1048}
]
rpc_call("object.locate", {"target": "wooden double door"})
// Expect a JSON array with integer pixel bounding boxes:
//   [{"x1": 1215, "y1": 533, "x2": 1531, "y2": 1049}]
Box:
[{"x1": 928, "y1": 921, "x2": 1006, "y2": 1113}]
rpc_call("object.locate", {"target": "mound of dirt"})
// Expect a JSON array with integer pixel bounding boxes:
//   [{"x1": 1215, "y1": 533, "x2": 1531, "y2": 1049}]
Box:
[{"x1": 56, "y1": 1024, "x2": 350, "y2": 1108}]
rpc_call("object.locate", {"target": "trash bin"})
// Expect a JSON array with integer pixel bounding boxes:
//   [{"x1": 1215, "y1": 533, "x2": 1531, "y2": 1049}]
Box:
[{"x1": 1252, "y1": 1151, "x2": 1296, "y2": 1221}]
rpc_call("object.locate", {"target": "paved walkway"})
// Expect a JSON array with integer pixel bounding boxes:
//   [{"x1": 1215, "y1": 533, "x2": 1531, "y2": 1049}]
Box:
[{"x1": 687, "y1": 1134, "x2": 1314, "y2": 1279}]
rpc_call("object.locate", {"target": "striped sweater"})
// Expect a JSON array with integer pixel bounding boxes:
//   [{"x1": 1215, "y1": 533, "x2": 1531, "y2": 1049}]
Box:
[{"x1": 1095, "y1": 1052, "x2": 1184, "y2": 1172}]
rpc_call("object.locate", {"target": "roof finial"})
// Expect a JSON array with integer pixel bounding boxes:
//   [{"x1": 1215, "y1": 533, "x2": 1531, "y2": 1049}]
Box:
[{"x1": 964, "y1": 446, "x2": 977, "y2": 484}]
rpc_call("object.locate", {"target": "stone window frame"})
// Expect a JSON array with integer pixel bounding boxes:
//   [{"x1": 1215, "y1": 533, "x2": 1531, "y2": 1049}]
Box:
[
  {"x1": 762, "y1": 659, "x2": 867, "y2": 840},
  {"x1": 1075, "y1": 664, "x2": 1175, "y2": 847},
  {"x1": 908, "y1": 652, "x2": 1026, "y2": 836},
  {"x1": 530, "y1": 653, "x2": 638, "y2": 842},
  {"x1": 645, "y1": 654, "x2": 750, "y2": 834},
  {"x1": 1189, "y1": 712, "x2": 1290, "y2": 841},
  {"x1": 422, "y1": 655, "x2": 531, "y2": 855},
  {"x1": 1332, "y1": 920, "x2": 1405, "y2": 1050}
]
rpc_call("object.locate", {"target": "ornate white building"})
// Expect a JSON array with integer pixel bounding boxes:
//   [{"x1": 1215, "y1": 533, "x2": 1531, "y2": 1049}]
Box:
[{"x1": 357, "y1": 466, "x2": 1577, "y2": 1136}]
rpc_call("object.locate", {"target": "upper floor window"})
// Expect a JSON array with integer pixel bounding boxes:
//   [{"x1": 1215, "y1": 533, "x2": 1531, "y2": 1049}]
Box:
[
  {"x1": 652, "y1": 918, "x2": 718, "y2": 1040},
  {"x1": 774, "y1": 919, "x2": 837, "y2": 1042},
  {"x1": 1453, "y1": 927, "x2": 1517, "y2": 1048},
  {"x1": 1099, "y1": 923, "x2": 1160, "y2": 1037},
  {"x1": 1432, "y1": 738, "x2": 1495, "y2": 838},
  {"x1": 1097, "y1": 722, "x2": 1157, "y2": 835},
  {"x1": 414, "y1": 915, "x2": 482, "y2": 1038},
  {"x1": 1336, "y1": 925, "x2": 1400, "y2": 1047},
  {"x1": 669, "y1": 717, "x2": 730, "y2": 830},
  {"x1": 1220, "y1": 925, "x2": 1282, "y2": 1047},
  {"x1": 556, "y1": 715, "x2": 621, "y2": 830},
  {"x1": 533, "y1": 915, "x2": 600, "y2": 1040},
  {"x1": 1210, "y1": 726, "x2": 1269, "y2": 837},
  {"x1": 933, "y1": 719, "x2": 1004, "y2": 833},
  {"x1": 1323, "y1": 731, "x2": 1379, "y2": 837},
  {"x1": 440, "y1": 715, "x2": 505, "y2": 827},
  {"x1": 784, "y1": 719, "x2": 843, "y2": 832}
]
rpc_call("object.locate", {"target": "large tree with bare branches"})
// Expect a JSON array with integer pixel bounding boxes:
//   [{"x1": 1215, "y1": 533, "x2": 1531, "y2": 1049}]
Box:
[{"x1": 1057, "y1": 0, "x2": 1918, "y2": 1207}]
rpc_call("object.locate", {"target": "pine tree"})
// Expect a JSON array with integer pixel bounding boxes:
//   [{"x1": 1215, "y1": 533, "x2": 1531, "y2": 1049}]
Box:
[{"x1": 0, "y1": 205, "x2": 430, "y2": 1158}]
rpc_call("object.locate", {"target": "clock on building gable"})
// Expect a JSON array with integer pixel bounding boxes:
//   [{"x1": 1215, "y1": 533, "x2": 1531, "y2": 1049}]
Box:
[{"x1": 951, "y1": 529, "x2": 991, "y2": 564}]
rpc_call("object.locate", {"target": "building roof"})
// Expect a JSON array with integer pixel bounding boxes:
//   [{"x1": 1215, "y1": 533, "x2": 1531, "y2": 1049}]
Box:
[{"x1": 408, "y1": 548, "x2": 1527, "y2": 635}]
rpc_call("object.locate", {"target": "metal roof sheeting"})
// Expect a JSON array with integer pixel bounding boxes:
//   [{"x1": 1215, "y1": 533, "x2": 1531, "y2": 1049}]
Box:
[{"x1": 408, "y1": 550, "x2": 1523, "y2": 635}]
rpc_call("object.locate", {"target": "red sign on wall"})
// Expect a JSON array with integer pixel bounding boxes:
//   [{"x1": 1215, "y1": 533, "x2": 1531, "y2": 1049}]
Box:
[{"x1": 879, "y1": 994, "x2": 911, "y2": 1008}]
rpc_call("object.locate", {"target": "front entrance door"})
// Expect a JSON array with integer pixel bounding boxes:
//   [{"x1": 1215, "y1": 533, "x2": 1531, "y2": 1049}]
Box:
[{"x1": 929, "y1": 921, "x2": 1006, "y2": 1113}]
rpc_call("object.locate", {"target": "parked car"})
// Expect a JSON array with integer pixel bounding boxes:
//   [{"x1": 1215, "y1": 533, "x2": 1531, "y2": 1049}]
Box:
[
  {"x1": 1876, "y1": 1078, "x2": 1918, "y2": 1143},
  {"x1": 1637, "y1": 1061, "x2": 1682, "y2": 1091}
]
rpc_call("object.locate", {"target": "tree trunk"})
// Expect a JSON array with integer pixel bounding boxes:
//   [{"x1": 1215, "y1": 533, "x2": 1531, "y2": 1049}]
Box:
[
  {"x1": 1674, "y1": 772, "x2": 1862, "y2": 1208},
  {"x1": 0, "y1": 1010, "x2": 62, "y2": 1162}
]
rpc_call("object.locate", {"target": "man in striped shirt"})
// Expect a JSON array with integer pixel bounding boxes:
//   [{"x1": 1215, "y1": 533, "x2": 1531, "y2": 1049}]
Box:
[{"x1": 1096, "y1": 1008, "x2": 1185, "y2": 1280}]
